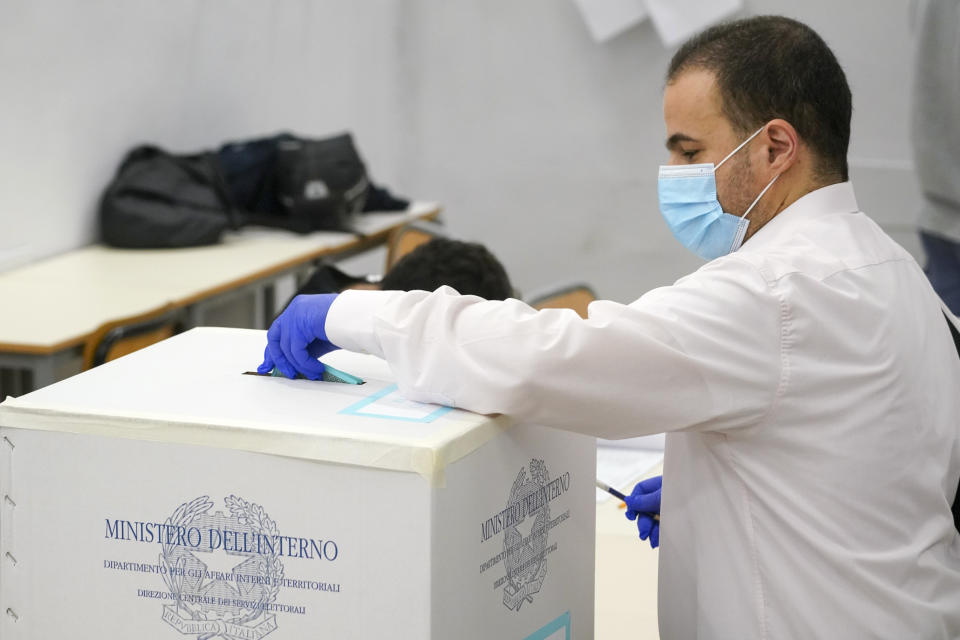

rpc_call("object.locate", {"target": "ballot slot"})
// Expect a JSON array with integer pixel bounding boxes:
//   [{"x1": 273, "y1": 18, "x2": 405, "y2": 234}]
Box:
[{"x1": 241, "y1": 366, "x2": 365, "y2": 385}]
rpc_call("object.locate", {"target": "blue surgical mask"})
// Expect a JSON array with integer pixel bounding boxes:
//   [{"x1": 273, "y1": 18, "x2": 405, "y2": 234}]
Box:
[{"x1": 658, "y1": 127, "x2": 779, "y2": 261}]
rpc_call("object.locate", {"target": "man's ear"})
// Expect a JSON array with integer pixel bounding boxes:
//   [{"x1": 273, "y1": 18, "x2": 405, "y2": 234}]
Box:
[{"x1": 763, "y1": 119, "x2": 799, "y2": 174}]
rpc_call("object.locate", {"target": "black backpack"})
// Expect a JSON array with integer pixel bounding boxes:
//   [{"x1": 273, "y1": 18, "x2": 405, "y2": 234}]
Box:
[
  {"x1": 99, "y1": 146, "x2": 238, "y2": 248},
  {"x1": 274, "y1": 133, "x2": 370, "y2": 232},
  {"x1": 99, "y1": 133, "x2": 407, "y2": 249}
]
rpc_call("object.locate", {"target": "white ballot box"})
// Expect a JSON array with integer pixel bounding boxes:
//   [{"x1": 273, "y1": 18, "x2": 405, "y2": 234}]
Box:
[{"x1": 0, "y1": 328, "x2": 594, "y2": 639}]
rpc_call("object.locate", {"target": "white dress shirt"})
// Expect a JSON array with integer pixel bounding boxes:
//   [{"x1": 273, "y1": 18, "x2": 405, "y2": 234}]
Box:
[{"x1": 326, "y1": 182, "x2": 960, "y2": 639}]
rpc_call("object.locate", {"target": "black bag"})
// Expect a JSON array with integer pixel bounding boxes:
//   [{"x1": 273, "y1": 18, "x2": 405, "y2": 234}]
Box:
[
  {"x1": 274, "y1": 133, "x2": 370, "y2": 233},
  {"x1": 99, "y1": 145, "x2": 238, "y2": 248},
  {"x1": 101, "y1": 133, "x2": 408, "y2": 248}
]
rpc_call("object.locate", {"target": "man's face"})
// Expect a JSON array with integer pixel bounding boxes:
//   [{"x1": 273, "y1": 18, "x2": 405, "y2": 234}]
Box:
[{"x1": 662, "y1": 68, "x2": 760, "y2": 217}]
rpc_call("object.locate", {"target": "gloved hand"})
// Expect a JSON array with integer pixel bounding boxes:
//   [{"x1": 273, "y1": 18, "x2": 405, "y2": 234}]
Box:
[
  {"x1": 258, "y1": 293, "x2": 340, "y2": 380},
  {"x1": 625, "y1": 475, "x2": 661, "y2": 549}
]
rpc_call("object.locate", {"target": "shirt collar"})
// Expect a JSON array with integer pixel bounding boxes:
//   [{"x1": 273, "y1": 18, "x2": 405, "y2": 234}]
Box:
[{"x1": 739, "y1": 181, "x2": 859, "y2": 253}]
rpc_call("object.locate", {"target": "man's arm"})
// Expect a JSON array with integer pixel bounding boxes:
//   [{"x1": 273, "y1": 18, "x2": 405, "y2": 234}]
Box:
[{"x1": 324, "y1": 257, "x2": 784, "y2": 439}]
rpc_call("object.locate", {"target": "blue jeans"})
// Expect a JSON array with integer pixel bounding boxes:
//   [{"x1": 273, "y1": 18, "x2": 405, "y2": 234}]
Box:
[{"x1": 921, "y1": 231, "x2": 960, "y2": 314}]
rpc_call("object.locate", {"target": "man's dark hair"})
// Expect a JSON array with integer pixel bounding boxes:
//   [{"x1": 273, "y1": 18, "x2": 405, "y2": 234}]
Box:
[
  {"x1": 381, "y1": 237, "x2": 513, "y2": 300},
  {"x1": 668, "y1": 15, "x2": 852, "y2": 182}
]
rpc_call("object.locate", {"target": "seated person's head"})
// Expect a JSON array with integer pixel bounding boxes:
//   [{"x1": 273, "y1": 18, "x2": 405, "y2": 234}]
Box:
[{"x1": 379, "y1": 238, "x2": 513, "y2": 300}]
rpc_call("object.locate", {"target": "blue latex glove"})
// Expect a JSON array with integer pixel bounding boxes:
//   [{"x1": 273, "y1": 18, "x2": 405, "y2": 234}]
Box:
[
  {"x1": 625, "y1": 475, "x2": 661, "y2": 549},
  {"x1": 258, "y1": 294, "x2": 341, "y2": 380}
]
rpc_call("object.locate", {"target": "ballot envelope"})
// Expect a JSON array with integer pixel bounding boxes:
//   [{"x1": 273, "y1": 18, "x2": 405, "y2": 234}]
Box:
[{"x1": 0, "y1": 327, "x2": 594, "y2": 639}]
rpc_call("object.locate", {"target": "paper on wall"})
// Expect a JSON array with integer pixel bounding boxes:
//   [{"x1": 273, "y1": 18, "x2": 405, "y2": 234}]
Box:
[
  {"x1": 599, "y1": 433, "x2": 664, "y2": 450},
  {"x1": 644, "y1": 0, "x2": 743, "y2": 47},
  {"x1": 572, "y1": 0, "x2": 648, "y2": 43}
]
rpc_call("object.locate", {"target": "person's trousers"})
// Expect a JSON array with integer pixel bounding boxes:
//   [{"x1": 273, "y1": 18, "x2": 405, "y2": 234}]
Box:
[{"x1": 921, "y1": 231, "x2": 960, "y2": 315}]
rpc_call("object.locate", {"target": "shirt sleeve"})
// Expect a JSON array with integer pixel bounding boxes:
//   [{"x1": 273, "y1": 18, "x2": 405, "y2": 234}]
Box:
[{"x1": 325, "y1": 257, "x2": 784, "y2": 439}]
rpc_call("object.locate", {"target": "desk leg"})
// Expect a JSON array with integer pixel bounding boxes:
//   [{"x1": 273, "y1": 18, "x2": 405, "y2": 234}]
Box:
[
  {"x1": 261, "y1": 283, "x2": 276, "y2": 327},
  {"x1": 252, "y1": 284, "x2": 266, "y2": 330},
  {"x1": 0, "y1": 349, "x2": 83, "y2": 401},
  {"x1": 186, "y1": 285, "x2": 267, "y2": 331}
]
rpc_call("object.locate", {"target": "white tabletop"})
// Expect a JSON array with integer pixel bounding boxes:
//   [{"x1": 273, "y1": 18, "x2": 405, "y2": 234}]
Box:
[
  {"x1": 595, "y1": 463, "x2": 662, "y2": 639},
  {"x1": 0, "y1": 203, "x2": 439, "y2": 353}
]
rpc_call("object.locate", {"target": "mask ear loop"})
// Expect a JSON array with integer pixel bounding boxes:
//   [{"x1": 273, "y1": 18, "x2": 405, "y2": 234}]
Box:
[
  {"x1": 741, "y1": 174, "x2": 780, "y2": 219},
  {"x1": 715, "y1": 126, "x2": 765, "y2": 171},
  {"x1": 727, "y1": 172, "x2": 779, "y2": 253}
]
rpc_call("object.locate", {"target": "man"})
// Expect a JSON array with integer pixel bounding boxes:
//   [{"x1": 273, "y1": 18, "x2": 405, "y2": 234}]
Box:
[
  {"x1": 378, "y1": 237, "x2": 513, "y2": 300},
  {"x1": 259, "y1": 16, "x2": 960, "y2": 638},
  {"x1": 285, "y1": 237, "x2": 514, "y2": 303},
  {"x1": 912, "y1": 0, "x2": 960, "y2": 313}
]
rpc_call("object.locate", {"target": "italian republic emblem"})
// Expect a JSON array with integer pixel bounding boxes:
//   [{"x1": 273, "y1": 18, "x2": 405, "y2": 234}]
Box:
[
  {"x1": 502, "y1": 459, "x2": 551, "y2": 611},
  {"x1": 159, "y1": 495, "x2": 284, "y2": 639}
]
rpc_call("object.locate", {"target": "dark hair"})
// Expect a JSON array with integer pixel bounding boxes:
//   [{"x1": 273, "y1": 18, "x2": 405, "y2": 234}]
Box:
[
  {"x1": 380, "y1": 237, "x2": 513, "y2": 300},
  {"x1": 668, "y1": 15, "x2": 852, "y2": 182}
]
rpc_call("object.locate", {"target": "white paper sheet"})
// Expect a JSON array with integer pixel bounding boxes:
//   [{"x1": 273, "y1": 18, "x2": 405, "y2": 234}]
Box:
[
  {"x1": 599, "y1": 433, "x2": 664, "y2": 450},
  {"x1": 644, "y1": 0, "x2": 742, "y2": 47},
  {"x1": 596, "y1": 445, "x2": 664, "y2": 503},
  {"x1": 572, "y1": 0, "x2": 648, "y2": 43}
]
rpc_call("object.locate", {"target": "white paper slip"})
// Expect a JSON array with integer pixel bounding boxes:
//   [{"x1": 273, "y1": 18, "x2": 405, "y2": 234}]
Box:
[
  {"x1": 645, "y1": 0, "x2": 743, "y2": 47},
  {"x1": 599, "y1": 433, "x2": 664, "y2": 450},
  {"x1": 596, "y1": 445, "x2": 664, "y2": 503},
  {"x1": 572, "y1": 0, "x2": 648, "y2": 42}
]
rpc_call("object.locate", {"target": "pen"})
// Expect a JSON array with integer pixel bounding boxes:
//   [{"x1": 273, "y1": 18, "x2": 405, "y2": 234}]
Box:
[{"x1": 596, "y1": 479, "x2": 660, "y2": 521}]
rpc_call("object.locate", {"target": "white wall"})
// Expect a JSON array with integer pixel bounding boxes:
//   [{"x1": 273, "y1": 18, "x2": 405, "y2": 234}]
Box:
[
  {"x1": 0, "y1": 0, "x2": 406, "y2": 272},
  {"x1": 1, "y1": 0, "x2": 923, "y2": 305},
  {"x1": 401, "y1": 0, "x2": 922, "y2": 302}
]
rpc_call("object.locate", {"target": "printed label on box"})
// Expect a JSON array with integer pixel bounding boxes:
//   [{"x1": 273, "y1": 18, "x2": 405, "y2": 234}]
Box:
[
  {"x1": 102, "y1": 494, "x2": 341, "y2": 639},
  {"x1": 478, "y1": 459, "x2": 572, "y2": 611}
]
